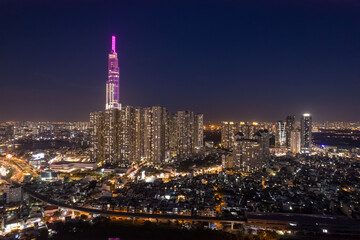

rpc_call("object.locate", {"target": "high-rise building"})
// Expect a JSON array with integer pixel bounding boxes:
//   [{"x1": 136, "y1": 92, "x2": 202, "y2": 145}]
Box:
[
  {"x1": 238, "y1": 122, "x2": 262, "y2": 139},
  {"x1": 223, "y1": 128, "x2": 270, "y2": 172},
  {"x1": 221, "y1": 121, "x2": 265, "y2": 151},
  {"x1": 232, "y1": 132, "x2": 261, "y2": 172},
  {"x1": 134, "y1": 108, "x2": 145, "y2": 162},
  {"x1": 290, "y1": 131, "x2": 301, "y2": 154},
  {"x1": 106, "y1": 36, "x2": 120, "y2": 110},
  {"x1": 275, "y1": 121, "x2": 286, "y2": 148},
  {"x1": 194, "y1": 114, "x2": 204, "y2": 151},
  {"x1": 285, "y1": 115, "x2": 295, "y2": 149},
  {"x1": 221, "y1": 121, "x2": 236, "y2": 149},
  {"x1": 90, "y1": 112, "x2": 105, "y2": 162},
  {"x1": 104, "y1": 109, "x2": 121, "y2": 164},
  {"x1": 301, "y1": 113, "x2": 312, "y2": 152},
  {"x1": 119, "y1": 106, "x2": 136, "y2": 163},
  {"x1": 175, "y1": 111, "x2": 194, "y2": 157},
  {"x1": 89, "y1": 36, "x2": 203, "y2": 165},
  {"x1": 254, "y1": 129, "x2": 270, "y2": 161},
  {"x1": 150, "y1": 106, "x2": 167, "y2": 163}
]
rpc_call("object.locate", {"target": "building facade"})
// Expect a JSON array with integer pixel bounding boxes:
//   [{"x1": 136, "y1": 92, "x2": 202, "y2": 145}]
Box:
[
  {"x1": 275, "y1": 120, "x2": 286, "y2": 148},
  {"x1": 290, "y1": 131, "x2": 301, "y2": 154},
  {"x1": 285, "y1": 115, "x2": 295, "y2": 149},
  {"x1": 301, "y1": 113, "x2": 312, "y2": 152},
  {"x1": 106, "y1": 36, "x2": 120, "y2": 110}
]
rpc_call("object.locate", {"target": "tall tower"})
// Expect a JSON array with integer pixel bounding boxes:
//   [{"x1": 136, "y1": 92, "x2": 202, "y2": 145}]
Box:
[
  {"x1": 301, "y1": 113, "x2": 312, "y2": 152},
  {"x1": 106, "y1": 35, "x2": 120, "y2": 110},
  {"x1": 275, "y1": 120, "x2": 286, "y2": 148},
  {"x1": 285, "y1": 115, "x2": 295, "y2": 149}
]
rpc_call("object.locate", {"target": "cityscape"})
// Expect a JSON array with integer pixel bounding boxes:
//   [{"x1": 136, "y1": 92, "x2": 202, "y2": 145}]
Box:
[{"x1": 1, "y1": 1, "x2": 360, "y2": 240}]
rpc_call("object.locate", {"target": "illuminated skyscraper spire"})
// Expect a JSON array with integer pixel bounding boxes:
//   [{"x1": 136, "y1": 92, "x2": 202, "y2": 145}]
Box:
[
  {"x1": 112, "y1": 35, "x2": 116, "y2": 52},
  {"x1": 106, "y1": 35, "x2": 120, "y2": 110}
]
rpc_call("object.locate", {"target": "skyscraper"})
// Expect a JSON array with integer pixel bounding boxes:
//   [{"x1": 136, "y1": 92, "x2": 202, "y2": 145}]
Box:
[
  {"x1": 290, "y1": 131, "x2": 301, "y2": 154},
  {"x1": 221, "y1": 122, "x2": 263, "y2": 150},
  {"x1": 221, "y1": 121, "x2": 236, "y2": 149},
  {"x1": 301, "y1": 113, "x2": 312, "y2": 152},
  {"x1": 275, "y1": 120, "x2": 286, "y2": 148},
  {"x1": 104, "y1": 109, "x2": 121, "y2": 164},
  {"x1": 176, "y1": 110, "x2": 195, "y2": 157},
  {"x1": 232, "y1": 132, "x2": 262, "y2": 172},
  {"x1": 90, "y1": 111, "x2": 105, "y2": 162},
  {"x1": 106, "y1": 36, "x2": 120, "y2": 110},
  {"x1": 150, "y1": 106, "x2": 167, "y2": 163},
  {"x1": 285, "y1": 115, "x2": 295, "y2": 149},
  {"x1": 90, "y1": 35, "x2": 203, "y2": 165}
]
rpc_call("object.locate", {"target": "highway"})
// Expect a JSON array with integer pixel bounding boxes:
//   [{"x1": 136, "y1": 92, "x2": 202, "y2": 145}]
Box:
[
  {"x1": 0, "y1": 156, "x2": 39, "y2": 182},
  {"x1": 0, "y1": 158, "x2": 25, "y2": 182}
]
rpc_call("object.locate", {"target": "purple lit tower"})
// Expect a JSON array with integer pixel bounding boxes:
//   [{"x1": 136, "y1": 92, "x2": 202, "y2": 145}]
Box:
[{"x1": 106, "y1": 36, "x2": 120, "y2": 110}]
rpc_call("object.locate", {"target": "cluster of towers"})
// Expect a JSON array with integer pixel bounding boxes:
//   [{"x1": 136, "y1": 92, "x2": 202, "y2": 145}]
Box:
[
  {"x1": 221, "y1": 113, "x2": 313, "y2": 172},
  {"x1": 90, "y1": 36, "x2": 203, "y2": 165},
  {"x1": 275, "y1": 113, "x2": 313, "y2": 153},
  {"x1": 221, "y1": 122, "x2": 271, "y2": 172}
]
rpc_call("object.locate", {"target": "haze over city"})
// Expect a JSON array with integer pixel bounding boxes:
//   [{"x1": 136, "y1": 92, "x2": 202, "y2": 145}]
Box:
[{"x1": 1, "y1": 0, "x2": 360, "y2": 122}]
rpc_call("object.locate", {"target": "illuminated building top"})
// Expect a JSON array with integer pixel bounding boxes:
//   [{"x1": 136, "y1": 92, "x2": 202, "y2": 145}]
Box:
[{"x1": 106, "y1": 35, "x2": 120, "y2": 110}]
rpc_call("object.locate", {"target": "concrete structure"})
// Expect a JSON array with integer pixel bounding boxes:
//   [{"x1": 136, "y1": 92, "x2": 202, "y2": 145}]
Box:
[
  {"x1": 106, "y1": 36, "x2": 120, "y2": 110},
  {"x1": 89, "y1": 36, "x2": 203, "y2": 165},
  {"x1": 221, "y1": 121, "x2": 236, "y2": 149},
  {"x1": 290, "y1": 131, "x2": 301, "y2": 154},
  {"x1": 90, "y1": 112, "x2": 105, "y2": 162},
  {"x1": 301, "y1": 113, "x2": 312, "y2": 152},
  {"x1": 231, "y1": 132, "x2": 266, "y2": 172},
  {"x1": 285, "y1": 115, "x2": 295, "y2": 149},
  {"x1": 275, "y1": 121, "x2": 286, "y2": 148},
  {"x1": 221, "y1": 122, "x2": 263, "y2": 150}
]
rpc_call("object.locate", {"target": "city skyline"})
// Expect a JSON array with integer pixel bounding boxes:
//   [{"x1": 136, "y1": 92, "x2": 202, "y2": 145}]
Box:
[
  {"x1": 1, "y1": 0, "x2": 360, "y2": 122},
  {"x1": 1, "y1": 1, "x2": 360, "y2": 238}
]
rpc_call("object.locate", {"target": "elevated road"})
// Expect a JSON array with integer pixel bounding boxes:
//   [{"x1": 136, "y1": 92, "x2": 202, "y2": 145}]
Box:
[{"x1": 21, "y1": 183, "x2": 244, "y2": 223}]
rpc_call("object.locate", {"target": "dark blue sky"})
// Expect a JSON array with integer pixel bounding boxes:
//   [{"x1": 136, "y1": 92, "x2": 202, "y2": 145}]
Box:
[{"x1": 1, "y1": 0, "x2": 359, "y2": 122}]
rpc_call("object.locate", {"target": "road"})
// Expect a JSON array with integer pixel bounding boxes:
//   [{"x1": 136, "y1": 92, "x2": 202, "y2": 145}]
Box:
[
  {"x1": 0, "y1": 158, "x2": 25, "y2": 182},
  {"x1": 19, "y1": 182, "x2": 244, "y2": 224},
  {"x1": 0, "y1": 156, "x2": 40, "y2": 183},
  {"x1": 2, "y1": 157, "x2": 244, "y2": 224}
]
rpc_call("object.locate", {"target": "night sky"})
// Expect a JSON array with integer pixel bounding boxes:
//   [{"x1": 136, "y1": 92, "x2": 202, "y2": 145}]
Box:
[{"x1": 1, "y1": 0, "x2": 359, "y2": 123}]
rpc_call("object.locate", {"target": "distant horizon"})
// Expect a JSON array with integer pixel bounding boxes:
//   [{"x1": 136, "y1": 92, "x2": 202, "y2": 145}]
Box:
[{"x1": 2, "y1": 114, "x2": 360, "y2": 125}]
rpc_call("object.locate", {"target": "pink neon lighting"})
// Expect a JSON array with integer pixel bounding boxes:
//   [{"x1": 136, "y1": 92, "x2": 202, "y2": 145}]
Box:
[{"x1": 112, "y1": 35, "x2": 116, "y2": 52}]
